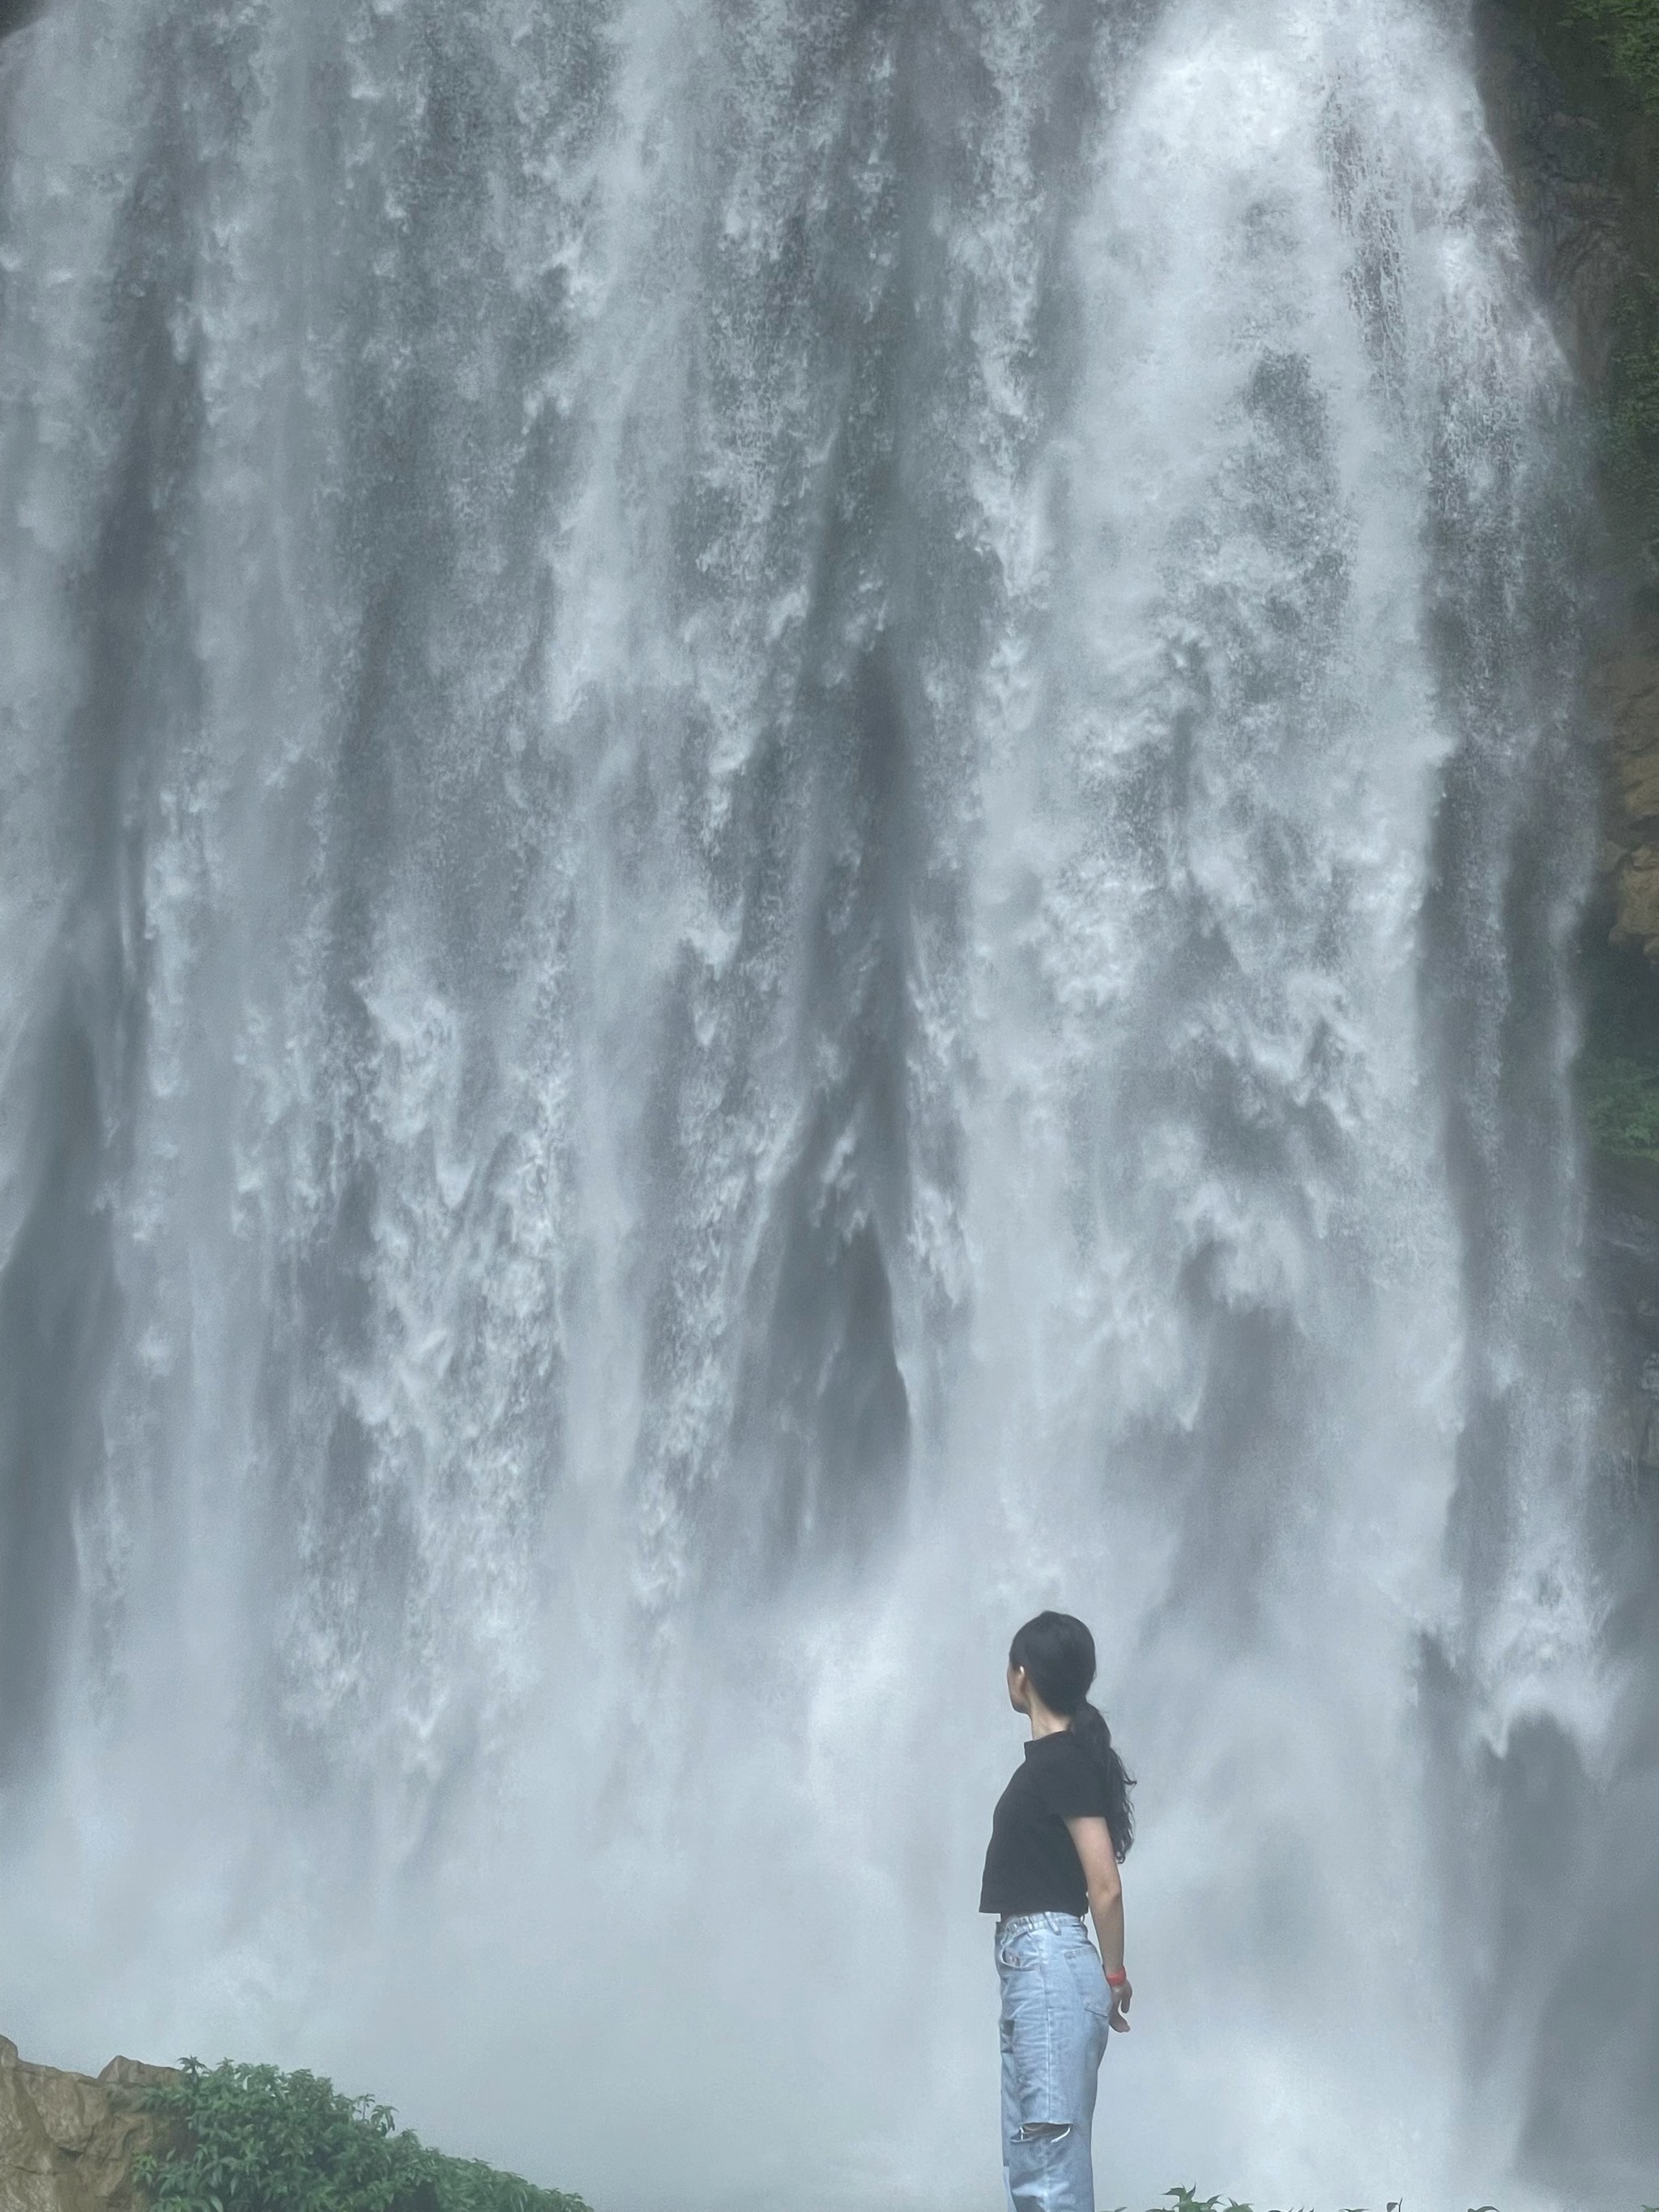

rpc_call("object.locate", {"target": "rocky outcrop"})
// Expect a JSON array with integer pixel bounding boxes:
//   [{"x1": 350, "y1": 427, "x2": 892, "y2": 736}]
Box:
[{"x1": 0, "y1": 2037, "x2": 178, "y2": 2212}]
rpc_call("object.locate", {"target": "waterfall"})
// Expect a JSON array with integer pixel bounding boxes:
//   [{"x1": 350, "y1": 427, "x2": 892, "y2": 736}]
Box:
[{"x1": 0, "y1": 0, "x2": 1634, "y2": 2203}]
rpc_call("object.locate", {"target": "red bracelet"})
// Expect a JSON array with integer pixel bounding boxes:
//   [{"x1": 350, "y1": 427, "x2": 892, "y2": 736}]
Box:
[{"x1": 1105, "y1": 1969, "x2": 1128, "y2": 1986}]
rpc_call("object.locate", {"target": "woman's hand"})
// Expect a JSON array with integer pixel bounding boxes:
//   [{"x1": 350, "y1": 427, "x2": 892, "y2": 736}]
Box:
[{"x1": 1105, "y1": 1970, "x2": 1132, "y2": 2032}]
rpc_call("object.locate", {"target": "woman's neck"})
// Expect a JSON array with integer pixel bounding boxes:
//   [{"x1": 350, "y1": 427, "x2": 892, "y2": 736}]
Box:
[{"x1": 1027, "y1": 1693, "x2": 1072, "y2": 1740}]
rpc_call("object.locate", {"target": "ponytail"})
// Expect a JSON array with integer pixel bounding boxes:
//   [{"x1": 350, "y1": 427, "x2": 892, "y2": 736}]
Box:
[
  {"x1": 1069, "y1": 1697, "x2": 1135, "y2": 1862},
  {"x1": 1009, "y1": 1611, "x2": 1136, "y2": 1861}
]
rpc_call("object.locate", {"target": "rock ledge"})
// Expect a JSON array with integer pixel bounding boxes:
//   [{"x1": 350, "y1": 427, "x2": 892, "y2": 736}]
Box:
[{"x1": 0, "y1": 2035, "x2": 179, "y2": 2212}]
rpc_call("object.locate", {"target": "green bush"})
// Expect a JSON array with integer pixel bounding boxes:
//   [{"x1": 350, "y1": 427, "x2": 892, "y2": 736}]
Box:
[
  {"x1": 1581, "y1": 1049, "x2": 1659, "y2": 1156},
  {"x1": 133, "y1": 2096, "x2": 1655, "y2": 2212},
  {"x1": 134, "y1": 2059, "x2": 591, "y2": 2212},
  {"x1": 1567, "y1": 0, "x2": 1659, "y2": 107}
]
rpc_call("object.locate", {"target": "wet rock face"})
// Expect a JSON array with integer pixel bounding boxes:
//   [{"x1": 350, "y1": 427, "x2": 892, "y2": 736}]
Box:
[
  {"x1": 1475, "y1": 2, "x2": 1659, "y2": 945},
  {"x1": 1474, "y1": 8, "x2": 1659, "y2": 1485},
  {"x1": 1586, "y1": 1151, "x2": 1659, "y2": 1445},
  {"x1": 0, "y1": 1, "x2": 45, "y2": 42},
  {"x1": 0, "y1": 2036, "x2": 179, "y2": 2212},
  {"x1": 1474, "y1": 1, "x2": 1650, "y2": 388},
  {"x1": 1602, "y1": 655, "x2": 1659, "y2": 954}
]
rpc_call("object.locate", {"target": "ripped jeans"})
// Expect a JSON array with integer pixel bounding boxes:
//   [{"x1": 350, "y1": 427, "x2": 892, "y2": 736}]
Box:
[{"x1": 996, "y1": 1912, "x2": 1112, "y2": 2212}]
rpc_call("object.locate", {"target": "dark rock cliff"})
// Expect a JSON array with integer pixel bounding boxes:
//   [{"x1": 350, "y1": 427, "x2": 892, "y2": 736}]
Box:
[
  {"x1": 1476, "y1": 0, "x2": 1659, "y2": 946},
  {"x1": 1475, "y1": 0, "x2": 1659, "y2": 1474},
  {"x1": 1476, "y1": 12, "x2": 1659, "y2": 2193}
]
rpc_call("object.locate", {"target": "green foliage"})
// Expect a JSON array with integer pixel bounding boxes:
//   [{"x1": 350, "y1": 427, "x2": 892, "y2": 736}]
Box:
[
  {"x1": 131, "y1": 2082, "x2": 1657, "y2": 2212},
  {"x1": 1583, "y1": 1048, "x2": 1659, "y2": 1155},
  {"x1": 134, "y1": 2059, "x2": 590, "y2": 2212},
  {"x1": 1600, "y1": 273, "x2": 1659, "y2": 549},
  {"x1": 1567, "y1": 0, "x2": 1659, "y2": 108},
  {"x1": 1579, "y1": 932, "x2": 1659, "y2": 1159},
  {"x1": 1608, "y1": 280, "x2": 1659, "y2": 461}
]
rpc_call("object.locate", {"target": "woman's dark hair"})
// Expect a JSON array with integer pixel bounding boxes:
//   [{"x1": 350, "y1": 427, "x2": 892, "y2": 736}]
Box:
[{"x1": 1009, "y1": 1610, "x2": 1134, "y2": 1860}]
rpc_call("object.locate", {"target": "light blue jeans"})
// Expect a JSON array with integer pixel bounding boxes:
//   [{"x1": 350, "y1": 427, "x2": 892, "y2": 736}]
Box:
[{"x1": 996, "y1": 1912, "x2": 1113, "y2": 2212}]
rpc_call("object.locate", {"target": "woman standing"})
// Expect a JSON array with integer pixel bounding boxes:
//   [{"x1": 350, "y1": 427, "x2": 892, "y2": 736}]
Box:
[{"x1": 980, "y1": 1612, "x2": 1135, "y2": 2212}]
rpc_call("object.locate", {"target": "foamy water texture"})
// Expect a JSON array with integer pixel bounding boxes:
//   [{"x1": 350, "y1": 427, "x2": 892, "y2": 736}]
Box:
[{"x1": 0, "y1": 1, "x2": 1644, "y2": 2207}]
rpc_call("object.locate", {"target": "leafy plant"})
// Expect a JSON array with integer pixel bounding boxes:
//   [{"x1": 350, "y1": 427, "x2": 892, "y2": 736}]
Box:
[
  {"x1": 1567, "y1": 0, "x2": 1659, "y2": 108},
  {"x1": 134, "y1": 2084, "x2": 1658, "y2": 2212},
  {"x1": 1581, "y1": 1048, "x2": 1659, "y2": 1156},
  {"x1": 135, "y1": 2059, "x2": 590, "y2": 2212}
]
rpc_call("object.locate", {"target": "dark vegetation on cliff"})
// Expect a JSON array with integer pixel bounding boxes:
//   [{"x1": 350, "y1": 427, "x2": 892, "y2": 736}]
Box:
[
  {"x1": 1485, "y1": 0, "x2": 1659, "y2": 1156},
  {"x1": 1477, "y1": 0, "x2": 1659, "y2": 1470},
  {"x1": 1567, "y1": 0, "x2": 1659, "y2": 109},
  {"x1": 1496, "y1": 0, "x2": 1659, "y2": 519},
  {"x1": 134, "y1": 2061, "x2": 588, "y2": 2212}
]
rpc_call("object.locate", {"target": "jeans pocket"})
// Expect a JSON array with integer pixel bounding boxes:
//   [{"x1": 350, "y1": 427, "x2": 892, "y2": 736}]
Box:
[
  {"x1": 1068, "y1": 1942, "x2": 1113, "y2": 2022},
  {"x1": 997, "y1": 1928, "x2": 1036, "y2": 1972}
]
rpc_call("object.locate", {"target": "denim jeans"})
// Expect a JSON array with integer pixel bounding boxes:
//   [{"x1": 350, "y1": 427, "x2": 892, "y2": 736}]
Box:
[{"x1": 996, "y1": 1911, "x2": 1113, "y2": 2212}]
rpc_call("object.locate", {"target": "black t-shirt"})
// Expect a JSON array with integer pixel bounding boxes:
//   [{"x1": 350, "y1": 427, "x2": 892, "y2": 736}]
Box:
[{"x1": 979, "y1": 1730, "x2": 1114, "y2": 1917}]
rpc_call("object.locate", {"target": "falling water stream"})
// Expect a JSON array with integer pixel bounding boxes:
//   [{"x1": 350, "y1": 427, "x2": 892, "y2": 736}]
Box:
[{"x1": 0, "y1": 0, "x2": 1640, "y2": 2205}]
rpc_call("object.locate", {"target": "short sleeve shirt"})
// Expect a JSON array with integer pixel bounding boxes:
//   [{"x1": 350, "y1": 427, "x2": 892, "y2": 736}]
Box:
[{"x1": 979, "y1": 1730, "x2": 1113, "y2": 1917}]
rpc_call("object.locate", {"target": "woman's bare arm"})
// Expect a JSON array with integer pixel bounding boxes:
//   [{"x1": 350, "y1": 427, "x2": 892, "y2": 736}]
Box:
[{"x1": 1065, "y1": 1813, "x2": 1131, "y2": 2031}]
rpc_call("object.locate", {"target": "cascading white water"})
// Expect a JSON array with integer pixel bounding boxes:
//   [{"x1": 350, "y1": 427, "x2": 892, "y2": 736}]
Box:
[{"x1": 0, "y1": 0, "x2": 1636, "y2": 2204}]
